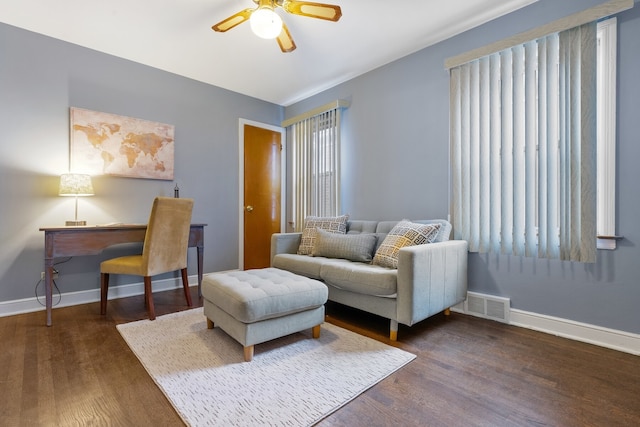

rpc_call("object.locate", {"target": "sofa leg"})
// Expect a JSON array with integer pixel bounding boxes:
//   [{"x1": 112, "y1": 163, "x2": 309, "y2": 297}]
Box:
[
  {"x1": 312, "y1": 324, "x2": 321, "y2": 338},
  {"x1": 206, "y1": 318, "x2": 214, "y2": 329},
  {"x1": 244, "y1": 345, "x2": 254, "y2": 362},
  {"x1": 389, "y1": 319, "x2": 398, "y2": 341},
  {"x1": 444, "y1": 308, "x2": 451, "y2": 316}
]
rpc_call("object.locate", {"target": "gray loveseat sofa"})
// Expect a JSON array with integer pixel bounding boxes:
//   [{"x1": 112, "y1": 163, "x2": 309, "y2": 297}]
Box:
[{"x1": 270, "y1": 219, "x2": 468, "y2": 340}]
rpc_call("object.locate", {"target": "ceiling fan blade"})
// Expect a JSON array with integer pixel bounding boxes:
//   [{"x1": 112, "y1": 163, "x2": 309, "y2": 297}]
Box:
[
  {"x1": 276, "y1": 23, "x2": 296, "y2": 53},
  {"x1": 281, "y1": 1, "x2": 342, "y2": 21},
  {"x1": 212, "y1": 8, "x2": 254, "y2": 32}
]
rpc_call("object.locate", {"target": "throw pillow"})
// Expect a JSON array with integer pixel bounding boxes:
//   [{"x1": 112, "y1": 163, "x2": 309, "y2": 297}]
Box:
[
  {"x1": 297, "y1": 215, "x2": 349, "y2": 255},
  {"x1": 372, "y1": 220, "x2": 441, "y2": 269},
  {"x1": 312, "y1": 228, "x2": 378, "y2": 262}
]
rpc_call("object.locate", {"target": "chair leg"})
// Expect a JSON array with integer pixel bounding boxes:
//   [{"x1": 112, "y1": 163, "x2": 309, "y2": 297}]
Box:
[
  {"x1": 144, "y1": 276, "x2": 155, "y2": 320},
  {"x1": 181, "y1": 268, "x2": 192, "y2": 307},
  {"x1": 100, "y1": 273, "x2": 109, "y2": 315}
]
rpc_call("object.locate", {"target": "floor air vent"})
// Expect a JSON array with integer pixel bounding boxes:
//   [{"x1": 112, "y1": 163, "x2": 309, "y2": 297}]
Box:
[{"x1": 464, "y1": 292, "x2": 511, "y2": 323}]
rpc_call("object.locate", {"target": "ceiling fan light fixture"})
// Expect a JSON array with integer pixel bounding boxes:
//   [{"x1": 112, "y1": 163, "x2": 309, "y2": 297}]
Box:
[{"x1": 250, "y1": 7, "x2": 283, "y2": 39}]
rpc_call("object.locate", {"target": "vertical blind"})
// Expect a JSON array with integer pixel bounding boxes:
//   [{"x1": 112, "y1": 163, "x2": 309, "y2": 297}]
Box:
[
  {"x1": 290, "y1": 108, "x2": 341, "y2": 231},
  {"x1": 450, "y1": 22, "x2": 597, "y2": 262}
]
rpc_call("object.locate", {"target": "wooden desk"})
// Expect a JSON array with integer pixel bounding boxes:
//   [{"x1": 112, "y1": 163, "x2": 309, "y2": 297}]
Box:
[{"x1": 39, "y1": 223, "x2": 206, "y2": 326}]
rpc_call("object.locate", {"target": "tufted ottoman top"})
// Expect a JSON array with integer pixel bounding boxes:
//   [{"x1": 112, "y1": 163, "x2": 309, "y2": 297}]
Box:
[{"x1": 202, "y1": 268, "x2": 328, "y2": 323}]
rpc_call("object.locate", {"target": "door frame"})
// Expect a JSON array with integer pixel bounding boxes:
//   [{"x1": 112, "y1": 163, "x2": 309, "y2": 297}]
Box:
[{"x1": 238, "y1": 118, "x2": 286, "y2": 270}]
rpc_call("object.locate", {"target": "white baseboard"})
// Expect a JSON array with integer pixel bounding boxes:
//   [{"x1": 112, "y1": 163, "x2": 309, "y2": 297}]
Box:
[
  {"x1": 509, "y1": 309, "x2": 640, "y2": 356},
  {"x1": 0, "y1": 275, "x2": 200, "y2": 318},
  {"x1": 452, "y1": 302, "x2": 640, "y2": 356}
]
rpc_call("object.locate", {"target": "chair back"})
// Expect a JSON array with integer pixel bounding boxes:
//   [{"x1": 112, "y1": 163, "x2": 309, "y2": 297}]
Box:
[{"x1": 142, "y1": 197, "x2": 194, "y2": 276}]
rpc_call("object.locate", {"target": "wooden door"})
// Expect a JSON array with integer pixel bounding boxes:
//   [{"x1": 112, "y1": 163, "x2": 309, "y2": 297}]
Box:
[{"x1": 243, "y1": 124, "x2": 282, "y2": 269}]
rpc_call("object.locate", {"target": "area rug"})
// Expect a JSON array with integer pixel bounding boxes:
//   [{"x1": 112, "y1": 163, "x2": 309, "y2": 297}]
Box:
[{"x1": 117, "y1": 308, "x2": 415, "y2": 427}]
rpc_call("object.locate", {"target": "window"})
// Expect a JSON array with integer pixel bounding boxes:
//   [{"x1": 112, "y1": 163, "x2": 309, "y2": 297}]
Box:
[
  {"x1": 284, "y1": 101, "x2": 348, "y2": 231},
  {"x1": 596, "y1": 18, "x2": 617, "y2": 249},
  {"x1": 450, "y1": 22, "x2": 599, "y2": 262}
]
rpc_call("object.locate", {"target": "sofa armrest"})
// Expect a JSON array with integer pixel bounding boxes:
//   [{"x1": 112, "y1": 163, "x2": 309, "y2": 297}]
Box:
[
  {"x1": 396, "y1": 240, "x2": 468, "y2": 326},
  {"x1": 270, "y1": 232, "x2": 302, "y2": 266}
]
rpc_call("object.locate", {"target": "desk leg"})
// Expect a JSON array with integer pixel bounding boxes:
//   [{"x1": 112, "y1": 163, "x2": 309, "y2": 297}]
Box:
[
  {"x1": 44, "y1": 260, "x2": 54, "y2": 326},
  {"x1": 197, "y1": 245, "x2": 204, "y2": 297}
]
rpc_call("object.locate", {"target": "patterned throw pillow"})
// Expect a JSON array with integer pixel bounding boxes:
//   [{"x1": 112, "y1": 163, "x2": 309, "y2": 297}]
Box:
[
  {"x1": 372, "y1": 220, "x2": 441, "y2": 269},
  {"x1": 297, "y1": 215, "x2": 349, "y2": 255},
  {"x1": 312, "y1": 228, "x2": 378, "y2": 262}
]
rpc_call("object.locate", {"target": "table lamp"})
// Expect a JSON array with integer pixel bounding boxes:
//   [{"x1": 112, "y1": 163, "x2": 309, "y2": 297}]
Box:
[{"x1": 59, "y1": 173, "x2": 94, "y2": 226}]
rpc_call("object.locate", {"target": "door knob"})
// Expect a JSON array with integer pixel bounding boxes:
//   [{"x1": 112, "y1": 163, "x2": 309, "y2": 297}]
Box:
[{"x1": 245, "y1": 205, "x2": 254, "y2": 212}]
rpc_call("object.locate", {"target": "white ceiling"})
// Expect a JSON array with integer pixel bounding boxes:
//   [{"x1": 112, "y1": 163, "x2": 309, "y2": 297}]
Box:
[{"x1": 0, "y1": 0, "x2": 536, "y2": 106}]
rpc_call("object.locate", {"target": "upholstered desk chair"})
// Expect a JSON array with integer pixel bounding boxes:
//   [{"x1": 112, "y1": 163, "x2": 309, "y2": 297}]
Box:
[{"x1": 100, "y1": 197, "x2": 194, "y2": 320}]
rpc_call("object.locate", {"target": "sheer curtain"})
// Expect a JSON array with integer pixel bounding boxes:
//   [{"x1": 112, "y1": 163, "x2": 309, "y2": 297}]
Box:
[
  {"x1": 290, "y1": 108, "x2": 342, "y2": 231},
  {"x1": 450, "y1": 22, "x2": 597, "y2": 262}
]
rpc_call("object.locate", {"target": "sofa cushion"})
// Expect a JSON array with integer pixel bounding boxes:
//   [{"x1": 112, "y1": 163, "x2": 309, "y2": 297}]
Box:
[
  {"x1": 312, "y1": 228, "x2": 378, "y2": 262},
  {"x1": 372, "y1": 220, "x2": 441, "y2": 269},
  {"x1": 273, "y1": 253, "x2": 352, "y2": 279},
  {"x1": 320, "y1": 262, "x2": 398, "y2": 297},
  {"x1": 346, "y1": 220, "x2": 379, "y2": 234},
  {"x1": 375, "y1": 221, "x2": 401, "y2": 234},
  {"x1": 297, "y1": 215, "x2": 349, "y2": 255}
]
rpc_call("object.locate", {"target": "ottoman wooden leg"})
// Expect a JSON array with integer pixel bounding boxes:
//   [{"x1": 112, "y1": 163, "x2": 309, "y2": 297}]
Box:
[
  {"x1": 244, "y1": 345, "x2": 254, "y2": 362},
  {"x1": 206, "y1": 318, "x2": 214, "y2": 329},
  {"x1": 312, "y1": 324, "x2": 321, "y2": 339}
]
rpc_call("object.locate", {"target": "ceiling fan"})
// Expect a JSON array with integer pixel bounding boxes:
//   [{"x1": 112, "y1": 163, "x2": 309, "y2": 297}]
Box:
[{"x1": 212, "y1": 0, "x2": 342, "y2": 53}]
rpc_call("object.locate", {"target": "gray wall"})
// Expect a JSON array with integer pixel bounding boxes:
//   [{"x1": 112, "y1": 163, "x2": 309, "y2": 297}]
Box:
[
  {"x1": 0, "y1": 23, "x2": 282, "y2": 301},
  {"x1": 285, "y1": 0, "x2": 640, "y2": 335}
]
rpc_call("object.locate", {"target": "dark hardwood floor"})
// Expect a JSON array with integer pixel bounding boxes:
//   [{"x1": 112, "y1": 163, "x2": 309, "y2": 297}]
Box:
[{"x1": 1, "y1": 288, "x2": 638, "y2": 426}]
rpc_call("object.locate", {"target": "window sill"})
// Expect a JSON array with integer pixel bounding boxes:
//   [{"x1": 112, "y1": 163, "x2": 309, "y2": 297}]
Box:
[{"x1": 597, "y1": 235, "x2": 623, "y2": 250}]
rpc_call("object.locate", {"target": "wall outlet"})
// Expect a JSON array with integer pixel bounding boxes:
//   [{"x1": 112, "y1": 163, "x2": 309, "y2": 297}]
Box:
[{"x1": 41, "y1": 271, "x2": 59, "y2": 280}]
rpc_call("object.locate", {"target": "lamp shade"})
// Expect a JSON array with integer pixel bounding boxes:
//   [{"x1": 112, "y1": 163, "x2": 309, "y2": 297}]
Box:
[{"x1": 59, "y1": 173, "x2": 94, "y2": 196}]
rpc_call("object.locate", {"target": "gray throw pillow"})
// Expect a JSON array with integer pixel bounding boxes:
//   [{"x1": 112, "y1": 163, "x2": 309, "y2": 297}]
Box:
[{"x1": 312, "y1": 228, "x2": 377, "y2": 262}]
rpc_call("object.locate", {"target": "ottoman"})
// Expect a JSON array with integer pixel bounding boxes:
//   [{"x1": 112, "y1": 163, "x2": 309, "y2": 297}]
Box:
[{"x1": 202, "y1": 267, "x2": 328, "y2": 361}]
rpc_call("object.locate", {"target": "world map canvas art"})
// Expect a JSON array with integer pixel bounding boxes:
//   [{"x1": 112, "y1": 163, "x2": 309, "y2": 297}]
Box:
[{"x1": 70, "y1": 108, "x2": 175, "y2": 180}]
